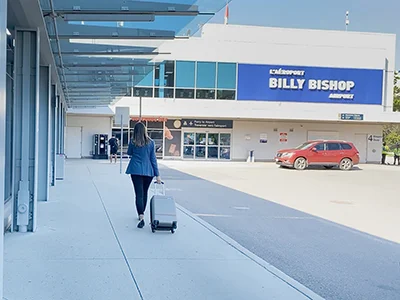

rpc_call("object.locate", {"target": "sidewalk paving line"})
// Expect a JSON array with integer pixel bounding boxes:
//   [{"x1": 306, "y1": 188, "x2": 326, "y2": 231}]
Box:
[{"x1": 177, "y1": 204, "x2": 325, "y2": 300}]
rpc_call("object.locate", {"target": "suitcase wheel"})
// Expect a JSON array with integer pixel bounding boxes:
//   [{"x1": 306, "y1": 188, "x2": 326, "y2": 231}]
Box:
[
  {"x1": 151, "y1": 228, "x2": 156, "y2": 233},
  {"x1": 171, "y1": 228, "x2": 175, "y2": 234}
]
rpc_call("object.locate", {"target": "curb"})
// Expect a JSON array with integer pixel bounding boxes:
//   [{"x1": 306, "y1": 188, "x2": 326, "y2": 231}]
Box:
[{"x1": 177, "y1": 204, "x2": 325, "y2": 300}]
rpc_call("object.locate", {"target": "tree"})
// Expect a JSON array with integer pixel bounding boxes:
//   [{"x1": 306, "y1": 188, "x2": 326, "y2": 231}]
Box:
[
  {"x1": 383, "y1": 72, "x2": 400, "y2": 146},
  {"x1": 394, "y1": 71, "x2": 400, "y2": 112}
]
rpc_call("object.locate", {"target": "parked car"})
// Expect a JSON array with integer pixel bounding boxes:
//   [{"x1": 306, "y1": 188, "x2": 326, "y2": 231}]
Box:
[{"x1": 275, "y1": 140, "x2": 360, "y2": 170}]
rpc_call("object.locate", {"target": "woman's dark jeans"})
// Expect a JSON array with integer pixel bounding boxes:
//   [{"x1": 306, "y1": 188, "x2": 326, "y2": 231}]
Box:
[{"x1": 130, "y1": 175, "x2": 153, "y2": 215}]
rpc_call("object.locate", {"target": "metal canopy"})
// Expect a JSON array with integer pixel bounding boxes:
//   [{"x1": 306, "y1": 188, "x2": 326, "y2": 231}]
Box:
[
  {"x1": 37, "y1": 0, "x2": 232, "y2": 107},
  {"x1": 41, "y1": 0, "x2": 202, "y2": 16},
  {"x1": 55, "y1": 41, "x2": 170, "y2": 56},
  {"x1": 50, "y1": 22, "x2": 176, "y2": 39}
]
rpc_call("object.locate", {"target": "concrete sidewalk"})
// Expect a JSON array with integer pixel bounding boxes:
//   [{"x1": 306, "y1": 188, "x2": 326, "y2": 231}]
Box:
[{"x1": 4, "y1": 160, "x2": 322, "y2": 300}]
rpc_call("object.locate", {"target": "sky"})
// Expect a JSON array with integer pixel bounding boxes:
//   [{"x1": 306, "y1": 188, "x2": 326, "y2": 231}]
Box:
[{"x1": 210, "y1": 0, "x2": 400, "y2": 70}]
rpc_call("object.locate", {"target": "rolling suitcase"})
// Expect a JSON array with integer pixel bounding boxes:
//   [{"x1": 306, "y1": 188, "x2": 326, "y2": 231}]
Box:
[{"x1": 150, "y1": 182, "x2": 178, "y2": 234}]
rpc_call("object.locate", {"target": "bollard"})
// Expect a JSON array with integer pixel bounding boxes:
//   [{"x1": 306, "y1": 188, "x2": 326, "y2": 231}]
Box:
[{"x1": 247, "y1": 150, "x2": 255, "y2": 163}]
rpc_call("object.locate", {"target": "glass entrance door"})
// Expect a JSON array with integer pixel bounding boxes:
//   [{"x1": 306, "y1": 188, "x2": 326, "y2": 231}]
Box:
[{"x1": 183, "y1": 132, "x2": 231, "y2": 160}]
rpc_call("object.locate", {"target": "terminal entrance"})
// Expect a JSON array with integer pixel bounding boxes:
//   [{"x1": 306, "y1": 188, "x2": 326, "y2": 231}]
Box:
[{"x1": 183, "y1": 132, "x2": 231, "y2": 160}]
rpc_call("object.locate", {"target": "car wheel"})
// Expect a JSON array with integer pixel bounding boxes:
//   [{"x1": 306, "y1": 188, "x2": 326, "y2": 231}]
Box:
[
  {"x1": 324, "y1": 166, "x2": 334, "y2": 169},
  {"x1": 294, "y1": 157, "x2": 307, "y2": 170},
  {"x1": 339, "y1": 158, "x2": 353, "y2": 171}
]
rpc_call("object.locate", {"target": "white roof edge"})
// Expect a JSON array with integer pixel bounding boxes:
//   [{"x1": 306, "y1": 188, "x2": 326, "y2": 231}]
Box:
[
  {"x1": 67, "y1": 106, "x2": 115, "y2": 116},
  {"x1": 203, "y1": 23, "x2": 396, "y2": 38}
]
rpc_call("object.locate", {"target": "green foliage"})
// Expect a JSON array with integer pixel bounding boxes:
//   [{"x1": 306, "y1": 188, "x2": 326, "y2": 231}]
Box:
[
  {"x1": 383, "y1": 72, "x2": 400, "y2": 146},
  {"x1": 385, "y1": 129, "x2": 400, "y2": 147},
  {"x1": 394, "y1": 72, "x2": 400, "y2": 112}
]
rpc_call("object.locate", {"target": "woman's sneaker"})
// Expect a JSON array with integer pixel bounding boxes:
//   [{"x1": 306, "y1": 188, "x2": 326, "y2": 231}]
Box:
[{"x1": 137, "y1": 219, "x2": 145, "y2": 229}]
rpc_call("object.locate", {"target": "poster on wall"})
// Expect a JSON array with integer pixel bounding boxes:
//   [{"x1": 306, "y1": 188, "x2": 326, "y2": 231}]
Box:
[
  {"x1": 260, "y1": 133, "x2": 268, "y2": 144},
  {"x1": 164, "y1": 119, "x2": 182, "y2": 157},
  {"x1": 279, "y1": 132, "x2": 288, "y2": 143}
]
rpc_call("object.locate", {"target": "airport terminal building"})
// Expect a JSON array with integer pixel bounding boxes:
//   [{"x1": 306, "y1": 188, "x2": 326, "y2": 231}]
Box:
[{"x1": 67, "y1": 23, "x2": 399, "y2": 163}]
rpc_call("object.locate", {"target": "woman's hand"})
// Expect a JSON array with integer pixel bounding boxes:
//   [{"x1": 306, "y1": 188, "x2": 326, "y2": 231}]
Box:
[{"x1": 156, "y1": 176, "x2": 162, "y2": 184}]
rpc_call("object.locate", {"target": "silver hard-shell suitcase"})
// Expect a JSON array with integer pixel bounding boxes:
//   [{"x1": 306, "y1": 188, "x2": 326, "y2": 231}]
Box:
[{"x1": 150, "y1": 182, "x2": 178, "y2": 233}]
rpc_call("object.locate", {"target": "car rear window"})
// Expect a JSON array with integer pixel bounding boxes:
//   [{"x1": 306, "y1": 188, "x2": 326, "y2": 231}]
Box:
[
  {"x1": 326, "y1": 143, "x2": 341, "y2": 151},
  {"x1": 340, "y1": 143, "x2": 352, "y2": 150}
]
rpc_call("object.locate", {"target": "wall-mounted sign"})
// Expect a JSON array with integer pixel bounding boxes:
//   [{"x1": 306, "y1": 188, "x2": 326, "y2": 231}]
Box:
[
  {"x1": 237, "y1": 63, "x2": 383, "y2": 105},
  {"x1": 260, "y1": 133, "x2": 268, "y2": 144},
  {"x1": 114, "y1": 107, "x2": 130, "y2": 126},
  {"x1": 368, "y1": 135, "x2": 382, "y2": 142},
  {"x1": 182, "y1": 119, "x2": 233, "y2": 129},
  {"x1": 279, "y1": 132, "x2": 288, "y2": 143},
  {"x1": 339, "y1": 113, "x2": 364, "y2": 121}
]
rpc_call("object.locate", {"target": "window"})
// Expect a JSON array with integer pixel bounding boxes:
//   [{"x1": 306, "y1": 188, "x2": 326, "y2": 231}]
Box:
[
  {"x1": 164, "y1": 61, "x2": 175, "y2": 87},
  {"x1": 155, "y1": 61, "x2": 174, "y2": 87},
  {"x1": 217, "y1": 63, "x2": 237, "y2": 89},
  {"x1": 176, "y1": 89, "x2": 195, "y2": 99},
  {"x1": 196, "y1": 62, "x2": 216, "y2": 89},
  {"x1": 176, "y1": 61, "x2": 195, "y2": 88},
  {"x1": 125, "y1": 88, "x2": 132, "y2": 97},
  {"x1": 196, "y1": 89, "x2": 215, "y2": 100},
  {"x1": 154, "y1": 88, "x2": 174, "y2": 98},
  {"x1": 183, "y1": 132, "x2": 195, "y2": 159},
  {"x1": 315, "y1": 143, "x2": 325, "y2": 151},
  {"x1": 136, "y1": 68, "x2": 154, "y2": 87},
  {"x1": 295, "y1": 142, "x2": 313, "y2": 150},
  {"x1": 340, "y1": 143, "x2": 352, "y2": 150},
  {"x1": 326, "y1": 143, "x2": 341, "y2": 151},
  {"x1": 220, "y1": 133, "x2": 231, "y2": 146},
  {"x1": 147, "y1": 121, "x2": 164, "y2": 129},
  {"x1": 133, "y1": 87, "x2": 153, "y2": 98},
  {"x1": 217, "y1": 90, "x2": 235, "y2": 100}
]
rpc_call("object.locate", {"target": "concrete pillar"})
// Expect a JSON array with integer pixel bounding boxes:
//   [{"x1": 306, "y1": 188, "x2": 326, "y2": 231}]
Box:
[
  {"x1": 37, "y1": 66, "x2": 51, "y2": 201},
  {"x1": 0, "y1": 0, "x2": 8, "y2": 297},
  {"x1": 50, "y1": 85, "x2": 57, "y2": 186},
  {"x1": 13, "y1": 29, "x2": 40, "y2": 232},
  {"x1": 61, "y1": 104, "x2": 66, "y2": 154}
]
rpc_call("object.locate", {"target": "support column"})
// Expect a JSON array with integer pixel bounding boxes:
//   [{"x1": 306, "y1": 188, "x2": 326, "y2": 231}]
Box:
[
  {"x1": 13, "y1": 29, "x2": 40, "y2": 232},
  {"x1": 50, "y1": 85, "x2": 57, "y2": 186},
  {"x1": 0, "y1": 0, "x2": 8, "y2": 297},
  {"x1": 55, "y1": 96, "x2": 65, "y2": 181},
  {"x1": 61, "y1": 103, "x2": 66, "y2": 154},
  {"x1": 37, "y1": 66, "x2": 51, "y2": 201}
]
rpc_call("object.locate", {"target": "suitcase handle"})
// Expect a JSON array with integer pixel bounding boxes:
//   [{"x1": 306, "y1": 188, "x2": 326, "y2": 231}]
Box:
[{"x1": 152, "y1": 181, "x2": 166, "y2": 195}]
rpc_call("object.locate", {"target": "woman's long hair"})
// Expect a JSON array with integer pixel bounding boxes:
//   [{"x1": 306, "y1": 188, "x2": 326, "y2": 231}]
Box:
[{"x1": 132, "y1": 122, "x2": 150, "y2": 147}]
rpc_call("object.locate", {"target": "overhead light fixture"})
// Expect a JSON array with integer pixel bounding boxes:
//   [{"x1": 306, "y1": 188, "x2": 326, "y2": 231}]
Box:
[{"x1": 6, "y1": 28, "x2": 11, "y2": 36}]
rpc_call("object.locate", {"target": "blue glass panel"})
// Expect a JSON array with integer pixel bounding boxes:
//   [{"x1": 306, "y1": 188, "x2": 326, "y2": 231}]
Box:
[
  {"x1": 217, "y1": 63, "x2": 237, "y2": 89},
  {"x1": 176, "y1": 61, "x2": 195, "y2": 88},
  {"x1": 137, "y1": 69, "x2": 154, "y2": 87},
  {"x1": 196, "y1": 62, "x2": 216, "y2": 89}
]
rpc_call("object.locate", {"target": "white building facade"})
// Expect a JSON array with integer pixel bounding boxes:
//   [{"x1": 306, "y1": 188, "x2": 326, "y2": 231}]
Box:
[{"x1": 68, "y1": 24, "x2": 399, "y2": 163}]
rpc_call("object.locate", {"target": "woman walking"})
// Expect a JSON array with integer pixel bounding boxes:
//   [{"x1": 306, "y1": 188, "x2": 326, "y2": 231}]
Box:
[{"x1": 126, "y1": 122, "x2": 161, "y2": 228}]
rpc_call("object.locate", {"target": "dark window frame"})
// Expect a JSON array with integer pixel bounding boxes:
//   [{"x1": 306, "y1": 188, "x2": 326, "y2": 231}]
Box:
[{"x1": 326, "y1": 142, "x2": 341, "y2": 151}]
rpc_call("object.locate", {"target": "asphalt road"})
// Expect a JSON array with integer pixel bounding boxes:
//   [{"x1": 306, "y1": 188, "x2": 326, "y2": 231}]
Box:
[{"x1": 159, "y1": 165, "x2": 400, "y2": 300}]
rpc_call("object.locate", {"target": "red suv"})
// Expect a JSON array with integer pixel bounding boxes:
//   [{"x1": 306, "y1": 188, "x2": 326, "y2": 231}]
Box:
[{"x1": 275, "y1": 140, "x2": 360, "y2": 170}]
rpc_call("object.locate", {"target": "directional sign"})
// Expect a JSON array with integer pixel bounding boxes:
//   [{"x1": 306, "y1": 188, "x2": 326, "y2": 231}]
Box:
[{"x1": 339, "y1": 113, "x2": 364, "y2": 121}]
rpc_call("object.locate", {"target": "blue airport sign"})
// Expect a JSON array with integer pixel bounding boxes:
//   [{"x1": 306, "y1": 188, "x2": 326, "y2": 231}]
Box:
[{"x1": 237, "y1": 64, "x2": 383, "y2": 105}]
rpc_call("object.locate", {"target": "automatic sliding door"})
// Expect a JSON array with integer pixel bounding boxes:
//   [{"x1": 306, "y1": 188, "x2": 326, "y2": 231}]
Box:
[
  {"x1": 183, "y1": 132, "x2": 195, "y2": 159},
  {"x1": 207, "y1": 133, "x2": 219, "y2": 159},
  {"x1": 219, "y1": 133, "x2": 231, "y2": 160},
  {"x1": 195, "y1": 133, "x2": 206, "y2": 159}
]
